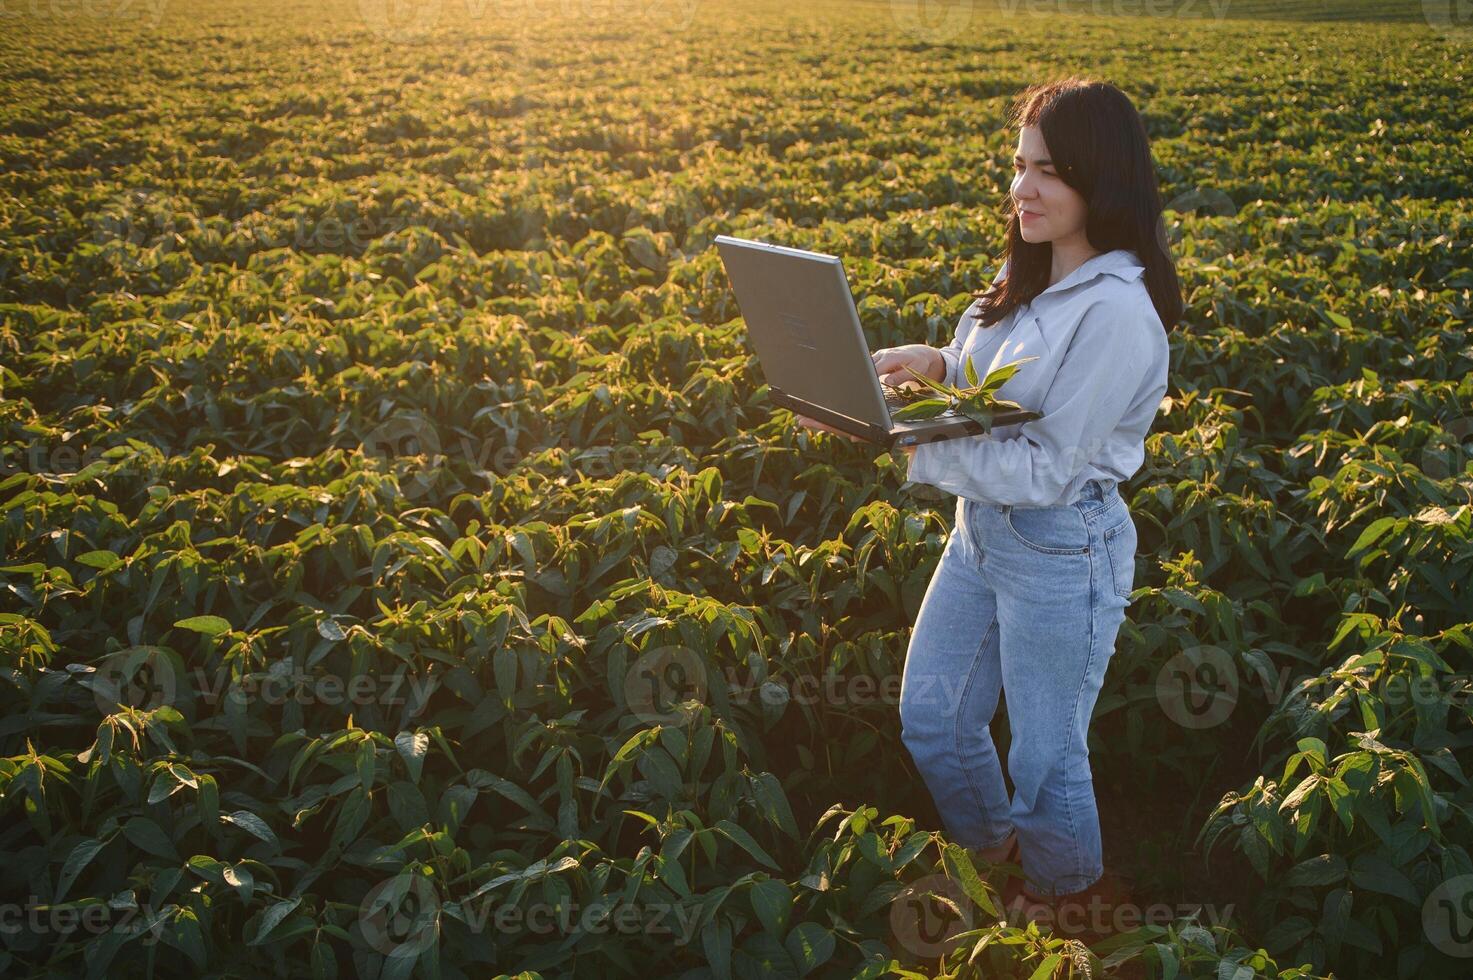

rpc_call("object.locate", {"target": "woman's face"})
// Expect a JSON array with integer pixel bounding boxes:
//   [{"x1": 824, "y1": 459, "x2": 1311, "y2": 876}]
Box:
[{"x1": 1010, "y1": 125, "x2": 1090, "y2": 246}]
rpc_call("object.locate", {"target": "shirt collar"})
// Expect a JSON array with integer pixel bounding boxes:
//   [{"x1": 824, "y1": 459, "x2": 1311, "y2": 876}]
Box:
[
  {"x1": 998, "y1": 248, "x2": 1145, "y2": 301},
  {"x1": 1036, "y1": 248, "x2": 1145, "y2": 298}
]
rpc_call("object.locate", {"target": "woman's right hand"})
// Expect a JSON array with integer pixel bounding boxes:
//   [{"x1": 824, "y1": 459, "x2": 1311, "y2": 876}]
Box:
[
  {"x1": 794, "y1": 345, "x2": 944, "y2": 443},
  {"x1": 871, "y1": 344, "x2": 945, "y2": 389}
]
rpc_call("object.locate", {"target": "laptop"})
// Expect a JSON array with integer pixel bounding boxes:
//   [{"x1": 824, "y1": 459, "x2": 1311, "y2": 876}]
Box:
[{"x1": 714, "y1": 234, "x2": 1033, "y2": 448}]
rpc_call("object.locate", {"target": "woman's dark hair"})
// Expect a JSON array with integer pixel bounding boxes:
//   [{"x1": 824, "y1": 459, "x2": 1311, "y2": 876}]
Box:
[{"x1": 969, "y1": 77, "x2": 1184, "y2": 333}]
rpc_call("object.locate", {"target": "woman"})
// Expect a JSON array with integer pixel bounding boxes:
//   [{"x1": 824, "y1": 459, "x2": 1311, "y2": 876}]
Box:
[{"x1": 798, "y1": 77, "x2": 1182, "y2": 930}]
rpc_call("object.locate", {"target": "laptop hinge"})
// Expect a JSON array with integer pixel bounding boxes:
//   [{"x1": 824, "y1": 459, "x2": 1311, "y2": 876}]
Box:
[{"x1": 767, "y1": 387, "x2": 892, "y2": 444}]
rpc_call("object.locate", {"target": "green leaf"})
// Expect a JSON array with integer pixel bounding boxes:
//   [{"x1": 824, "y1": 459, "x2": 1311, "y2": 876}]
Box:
[
  {"x1": 941, "y1": 843, "x2": 998, "y2": 918},
  {"x1": 250, "y1": 897, "x2": 301, "y2": 946},
  {"x1": 784, "y1": 921, "x2": 835, "y2": 976},
  {"x1": 1347, "y1": 516, "x2": 1399, "y2": 558},
  {"x1": 395, "y1": 731, "x2": 430, "y2": 783},
  {"x1": 749, "y1": 878, "x2": 792, "y2": 935},
  {"x1": 76, "y1": 550, "x2": 122, "y2": 570},
  {"x1": 702, "y1": 918, "x2": 734, "y2": 980},
  {"x1": 955, "y1": 401, "x2": 996, "y2": 429},
  {"x1": 1387, "y1": 637, "x2": 1453, "y2": 672},
  {"x1": 1027, "y1": 953, "x2": 1062, "y2": 980},
  {"x1": 750, "y1": 771, "x2": 799, "y2": 839},
  {"x1": 978, "y1": 356, "x2": 1036, "y2": 394},
  {"x1": 891, "y1": 398, "x2": 950, "y2": 421},
  {"x1": 57, "y1": 837, "x2": 107, "y2": 902},
  {"x1": 123, "y1": 817, "x2": 177, "y2": 860},
  {"x1": 169, "y1": 907, "x2": 207, "y2": 967},
  {"x1": 1324, "y1": 777, "x2": 1354, "y2": 833},
  {"x1": 1282, "y1": 853, "x2": 1346, "y2": 888},
  {"x1": 898, "y1": 365, "x2": 953, "y2": 396},
  {"x1": 173, "y1": 615, "x2": 232, "y2": 637},
  {"x1": 221, "y1": 810, "x2": 278, "y2": 849},
  {"x1": 1349, "y1": 853, "x2": 1419, "y2": 905},
  {"x1": 713, "y1": 819, "x2": 780, "y2": 870}
]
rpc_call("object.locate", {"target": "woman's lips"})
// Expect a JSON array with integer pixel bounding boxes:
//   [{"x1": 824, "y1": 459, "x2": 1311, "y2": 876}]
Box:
[{"x1": 1020, "y1": 210, "x2": 1042, "y2": 221}]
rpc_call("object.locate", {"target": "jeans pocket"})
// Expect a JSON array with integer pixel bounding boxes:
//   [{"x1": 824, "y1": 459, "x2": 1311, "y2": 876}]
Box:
[
  {"x1": 1102, "y1": 518, "x2": 1137, "y2": 599},
  {"x1": 1002, "y1": 505, "x2": 1090, "y2": 555}
]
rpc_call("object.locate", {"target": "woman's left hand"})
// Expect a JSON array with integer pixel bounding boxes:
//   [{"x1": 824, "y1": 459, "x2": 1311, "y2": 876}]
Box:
[{"x1": 795, "y1": 414, "x2": 865, "y2": 442}]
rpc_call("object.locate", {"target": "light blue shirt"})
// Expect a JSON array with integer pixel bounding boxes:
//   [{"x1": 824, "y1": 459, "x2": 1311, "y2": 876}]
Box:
[{"x1": 905, "y1": 248, "x2": 1170, "y2": 508}]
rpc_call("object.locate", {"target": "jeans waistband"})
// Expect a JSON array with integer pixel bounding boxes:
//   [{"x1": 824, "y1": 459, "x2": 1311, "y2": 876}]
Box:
[{"x1": 1079, "y1": 478, "x2": 1118, "y2": 504}]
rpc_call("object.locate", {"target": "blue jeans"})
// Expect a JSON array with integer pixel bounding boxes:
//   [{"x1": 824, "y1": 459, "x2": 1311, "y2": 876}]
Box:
[{"x1": 898, "y1": 478, "x2": 1137, "y2": 897}]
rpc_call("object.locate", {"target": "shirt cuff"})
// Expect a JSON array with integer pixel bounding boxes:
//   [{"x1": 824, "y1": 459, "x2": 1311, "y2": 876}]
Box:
[
  {"x1": 937, "y1": 349, "x2": 959, "y2": 388},
  {"x1": 905, "y1": 440, "x2": 949, "y2": 492}
]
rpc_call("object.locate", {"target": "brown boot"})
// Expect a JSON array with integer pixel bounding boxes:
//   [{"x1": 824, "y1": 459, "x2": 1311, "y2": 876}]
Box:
[
  {"x1": 1002, "y1": 868, "x2": 1137, "y2": 943},
  {"x1": 966, "y1": 831, "x2": 1021, "y2": 903}
]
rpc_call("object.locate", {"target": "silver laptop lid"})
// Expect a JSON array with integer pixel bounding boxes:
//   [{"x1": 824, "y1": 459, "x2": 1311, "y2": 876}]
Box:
[{"x1": 714, "y1": 235, "x2": 892, "y2": 428}]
